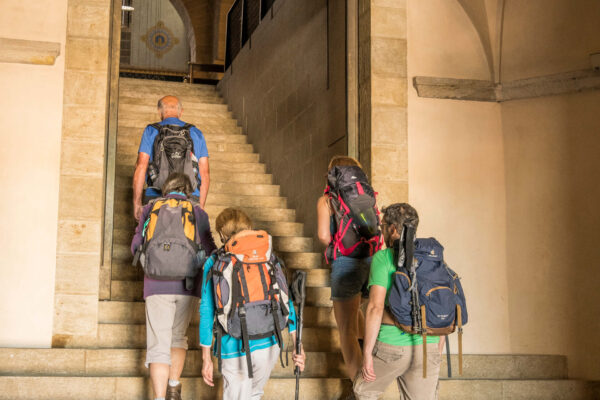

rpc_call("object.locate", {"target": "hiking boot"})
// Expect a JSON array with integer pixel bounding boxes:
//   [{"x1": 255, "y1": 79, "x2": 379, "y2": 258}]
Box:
[{"x1": 166, "y1": 382, "x2": 182, "y2": 400}]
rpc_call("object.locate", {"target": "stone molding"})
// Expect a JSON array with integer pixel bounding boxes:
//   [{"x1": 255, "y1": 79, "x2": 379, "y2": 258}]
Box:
[
  {"x1": 413, "y1": 69, "x2": 600, "y2": 102},
  {"x1": 0, "y1": 37, "x2": 61, "y2": 66}
]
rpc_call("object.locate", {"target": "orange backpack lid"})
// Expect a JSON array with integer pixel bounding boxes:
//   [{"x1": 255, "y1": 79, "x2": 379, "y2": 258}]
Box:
[{"x1": 225, "y1": 230, "x2": 271, "y2": 263}]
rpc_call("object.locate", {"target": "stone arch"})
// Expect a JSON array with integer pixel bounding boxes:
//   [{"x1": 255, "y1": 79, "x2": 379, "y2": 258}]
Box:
[
  {"x1": 455, "y1": 0, "x2": 506, "y2": 82},
  {"x1": 169, "y1": 0, "x2": 197, "y2": 62}
]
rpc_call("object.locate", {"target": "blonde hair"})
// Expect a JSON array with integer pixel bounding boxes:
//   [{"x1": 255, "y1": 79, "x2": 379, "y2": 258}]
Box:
[
  {"x1": 328, "y1": 155, "x2": 362, "y2": 170},
  {"x1": 215, "y1": 208, "x2": 252, "y2": 241}
]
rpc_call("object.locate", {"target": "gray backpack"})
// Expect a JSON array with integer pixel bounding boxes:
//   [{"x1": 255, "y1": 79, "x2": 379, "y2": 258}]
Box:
[
  {"x1": 146, "y1": 123, "x2": 199, "y2": 192},
  {"x1": 138, "y1": 198, "x2": 202, "y2": 288}
]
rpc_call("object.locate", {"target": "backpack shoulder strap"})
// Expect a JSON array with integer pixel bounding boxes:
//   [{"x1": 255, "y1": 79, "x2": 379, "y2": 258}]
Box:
[{"x1": 149, "y1": 123, "x2": 161, "y2": 131}]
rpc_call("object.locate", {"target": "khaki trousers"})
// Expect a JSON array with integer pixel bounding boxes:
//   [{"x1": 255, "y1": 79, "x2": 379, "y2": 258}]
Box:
[
  {"x1": 221, "y1": 345, "x2": 280, "y2": 400},
  {"x1": 354, "y1": 341, "x2": 441, "y2": 400}
]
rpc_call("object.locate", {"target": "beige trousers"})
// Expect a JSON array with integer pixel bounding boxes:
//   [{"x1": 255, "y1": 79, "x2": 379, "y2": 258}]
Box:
[
  {"x1": 221, "y1": 345, "x2": 280, "y2": 400},
  {"x1": 354, "y1": 341, "x2": 441, "y2": 400}
]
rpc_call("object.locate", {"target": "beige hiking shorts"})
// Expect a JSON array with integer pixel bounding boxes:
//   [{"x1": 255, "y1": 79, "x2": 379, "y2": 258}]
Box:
[{"x1": 145, "y1": 294, "x2": 198, "y2": 367}]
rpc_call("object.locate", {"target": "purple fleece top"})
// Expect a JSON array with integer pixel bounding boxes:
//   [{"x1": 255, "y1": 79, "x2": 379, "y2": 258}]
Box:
[{"x1": 131, "y1": 193, "x2": 216, "y2": 299}]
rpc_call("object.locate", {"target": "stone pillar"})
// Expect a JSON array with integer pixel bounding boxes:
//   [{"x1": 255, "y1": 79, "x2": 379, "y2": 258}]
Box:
[
  {"x1": 52, "y1": 0, "x2": 112, "y2": 346},
  {"x1": 359, "y1": 0, "x2": 408, "y2": 207}
]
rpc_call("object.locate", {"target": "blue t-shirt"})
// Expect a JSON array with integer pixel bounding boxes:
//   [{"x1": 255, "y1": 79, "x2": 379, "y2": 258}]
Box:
[{"x1": 138, "y1": 117, "x2": 209, "y2": 197}]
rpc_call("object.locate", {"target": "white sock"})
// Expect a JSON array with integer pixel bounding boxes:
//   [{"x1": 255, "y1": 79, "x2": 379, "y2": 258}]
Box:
[
  {"x1": 155, "y1": 398, "x2": 165, "y2": 400},
  {"x1": 168, "y1": 379, "x2": 180, "y2": 387}
]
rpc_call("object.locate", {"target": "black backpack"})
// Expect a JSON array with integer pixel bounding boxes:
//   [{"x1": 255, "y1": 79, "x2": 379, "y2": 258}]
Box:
[
  {"x1": 147, "y1": 123, "x2": 199, "y2": 192},
  {"x1": 325, "y1": 165, "x2": 382, "y2": 262}
]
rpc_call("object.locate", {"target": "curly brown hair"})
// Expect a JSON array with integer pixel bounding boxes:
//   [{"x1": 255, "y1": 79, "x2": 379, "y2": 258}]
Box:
[{"x1": 381, "y1": 203, "x2": 419, "y2": 233}]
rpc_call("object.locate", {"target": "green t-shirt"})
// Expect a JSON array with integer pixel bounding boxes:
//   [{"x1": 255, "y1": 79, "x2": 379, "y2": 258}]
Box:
[{"x1": 368, "y1": 248, "x2": 440, "y2": 346}]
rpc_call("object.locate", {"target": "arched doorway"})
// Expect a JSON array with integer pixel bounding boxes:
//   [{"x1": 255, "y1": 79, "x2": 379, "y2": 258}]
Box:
[{"x1": 120, "y1": 0, "x2": 194, "y2": 77}]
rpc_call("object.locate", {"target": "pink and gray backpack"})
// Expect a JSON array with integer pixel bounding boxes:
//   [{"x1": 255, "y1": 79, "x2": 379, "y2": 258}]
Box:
[{"x1": 325, "y1": 165, "x2": 383, "y2": 263}]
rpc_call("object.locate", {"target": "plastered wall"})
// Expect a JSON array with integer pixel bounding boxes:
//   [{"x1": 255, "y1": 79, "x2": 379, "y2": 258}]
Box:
[
  {"x1": 218, "y1": 0, "x2": 347, "y2": 241},
  {"x1": 407, "y1": 0, "x2": 511, "y2": 354},
  {"x1": 500, "y1": 0, "x2": 600, "y2": 380},
  {"x1": 408, "y1": 0, "x2": 600, "y2": 380},
  {"x1": 0, "y1": 0, "x2": 68, "y2": 347}
]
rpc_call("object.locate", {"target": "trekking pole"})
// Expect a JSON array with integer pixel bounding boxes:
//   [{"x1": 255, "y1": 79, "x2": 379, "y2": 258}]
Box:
[
  {"x1": 290, "y1": 270, "x2": 307, "y2": 400},
  {"x1": 445, "y1": 335, "x2": 452, "y2": 378}
]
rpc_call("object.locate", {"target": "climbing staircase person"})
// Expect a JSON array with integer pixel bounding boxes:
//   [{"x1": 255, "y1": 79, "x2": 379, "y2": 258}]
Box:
[
  {"x1": 199, "y1": 208, "x2": 305, "y2": 399},
  {"x1": 131, "y1": 173, "x2": 216, "y2": 400}
]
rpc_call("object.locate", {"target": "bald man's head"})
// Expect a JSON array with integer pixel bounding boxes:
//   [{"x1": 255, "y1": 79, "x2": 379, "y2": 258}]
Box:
[{"x1": 157, "y1": 95, "x2": 182, "y2": 120}]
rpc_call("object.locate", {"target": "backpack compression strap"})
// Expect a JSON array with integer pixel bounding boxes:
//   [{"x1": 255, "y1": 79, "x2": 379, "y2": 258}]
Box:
[
  {"x1": 267, "y1": 266, "x2": 286, "y2": 368},
  {"x1": 231, "y1": 260, "x2": 255, "y2": 378}
]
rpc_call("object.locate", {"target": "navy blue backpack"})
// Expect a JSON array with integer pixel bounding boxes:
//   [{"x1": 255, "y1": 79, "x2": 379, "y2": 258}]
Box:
[{"x1": 388, "y1": 234, "x2": 468, "y2": 376}]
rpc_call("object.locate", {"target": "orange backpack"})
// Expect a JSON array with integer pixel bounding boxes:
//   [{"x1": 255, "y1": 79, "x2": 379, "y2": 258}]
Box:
[{"x1": 211, "y1": 231, "x2": 290, "y2": 377}]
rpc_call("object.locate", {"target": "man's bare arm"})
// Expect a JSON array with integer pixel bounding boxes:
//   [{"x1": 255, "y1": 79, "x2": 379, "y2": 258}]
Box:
[
  {"x1": 133, "y1": 152, "x2": 150, "y2": 221},
  {"x1": 198, "y1": 157, "x2": 210, "y2": 209}
]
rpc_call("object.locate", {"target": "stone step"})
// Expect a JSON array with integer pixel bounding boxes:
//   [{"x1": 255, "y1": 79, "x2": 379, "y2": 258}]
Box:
[
  {"x1": 304, "y1": 287, "x2": 332, "y2": 307},
  {"x1": 0, "y1": 348, "x2": 570, "y2": 381},
  {"x1": 118, "y1": 88, "x2": 221, "y2": 99},
  {"x1": 60, "y1": 323, "x2": 339, "y2": 352},
  {"x1": 119, "y1": 102, "x2": 230, "y2": 115},
  {"x1": 117, "y1": 123, "x2": 243, "y2": 136},
  {"x1": 116, "y1": 142, "x2": 254, "y2": 158},
  {"x1": 119, "y1": 93, "x2": 225, "y2": 105},
  {"x1": 114, "y1": 171, "x2": 272, "y2": 193},
  {"x1": 119, "y1": 78, "x2": 218, "y2": 92},
  {"x1": 279, "y1": 252, "x2": 324, "y2": 270},
  {"x1": 110, "y1": 210, "x2": 299, "y2": 233},
  {"x1": 98, "y1": 301, "x2": 336, "y2": 328},
  {"x1": 112, "y1": 182, "x2": 281, "y2": 201},
  {"x1": 113, "y1": 196, "x2": 290, "y2": 230},
  {"x1": 109, "y1": 266, "x2": 327, "y2": 299},
  {"x1": 112, "y1": 205, "x2": 295, "y2": 231},
  {"x1": 117, "y1": 114, "x2": 238, "y2": 128},
  {"x1": 0, "y1": 348, "x2": 345, "y2": 379},
  {"x1": 116, "y1": 151, "x2": 260, "y2": 165},
  {"x1": 114, "y1": 161, "x2": 266, "y2": 180},
  {"x1": 111, "y1": 225, "x2": 309, "y2": 250},
  {"x1": 110, "y1": 259, "x2": 326, "y2": 285},
  {"x1": 0, "y1": 376, "x2": 593, "y2": 400},
  {"x1": 116, "y1": 126, "x2": 245, "y2": 143},
  {"x1": 111, "y1": 220, "x2": 303, "y2": 249}
]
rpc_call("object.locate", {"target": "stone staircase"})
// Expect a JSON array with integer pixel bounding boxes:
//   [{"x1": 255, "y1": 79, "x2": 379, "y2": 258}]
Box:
[{"x1": 0, "y1": 78, "x2": 597, "y2": 399}]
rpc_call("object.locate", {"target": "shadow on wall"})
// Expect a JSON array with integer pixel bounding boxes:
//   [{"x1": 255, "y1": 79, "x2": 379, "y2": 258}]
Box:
[{"x1": 218, "y1": 0, "x2": 347, "y2": 243}]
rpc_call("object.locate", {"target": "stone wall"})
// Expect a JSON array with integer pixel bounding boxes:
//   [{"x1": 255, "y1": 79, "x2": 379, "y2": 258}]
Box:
[
  {"x1": 218, "y1": 0, "x2": 347, "y2": 242},
  {"x1": 52, "y1": 0, "x2": 113, "y2": 346},
  {"x1": 359, "y1": 0, "x2": 408, "y2": 207}
]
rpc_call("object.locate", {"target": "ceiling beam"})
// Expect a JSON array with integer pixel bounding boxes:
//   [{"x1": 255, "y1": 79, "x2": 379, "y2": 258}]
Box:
[
  {"x1": 0, "y1": 37, "x2": 61, "y2": 66},
  {"x1": 413, "y1": 69, "x2": 600, "y2": 102}
]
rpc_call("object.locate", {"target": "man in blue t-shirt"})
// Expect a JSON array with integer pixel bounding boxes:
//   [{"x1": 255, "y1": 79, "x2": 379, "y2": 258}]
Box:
[{"x1": 133, "y1": 95, "x2": 210, "y2": 221}]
